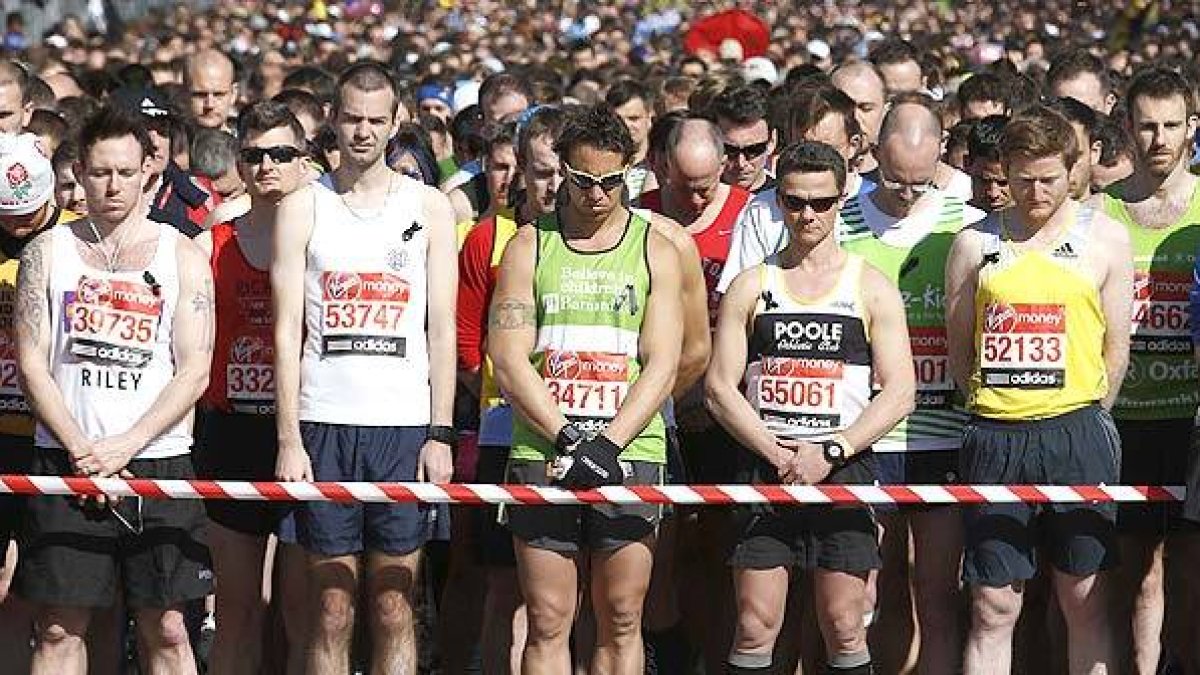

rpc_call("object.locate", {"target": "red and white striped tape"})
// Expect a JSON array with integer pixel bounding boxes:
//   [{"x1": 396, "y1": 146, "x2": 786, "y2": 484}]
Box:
[{"x1": 0, "y1": 475, "x2": 1185, "y2": 505}]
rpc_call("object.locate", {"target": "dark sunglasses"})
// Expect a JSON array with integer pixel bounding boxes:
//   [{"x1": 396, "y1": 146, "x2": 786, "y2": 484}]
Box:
[
  {"x1": 724, "y1": 140, "x2": 770, "y2": 160},
  {"x1": 239, "y1": 145, "x2": 304, "y2": 165},
  {"x1": 779, "y1": 193, "x2": 841, "y2": 213},
  {"x1": 564, "y1": 164, "x2": 626, "y2": 192}
]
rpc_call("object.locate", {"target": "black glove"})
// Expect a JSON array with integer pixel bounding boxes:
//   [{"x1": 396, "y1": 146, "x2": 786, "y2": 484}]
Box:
[{"x1": 556, "y1": 435, "x2": 624, "y2": 488}]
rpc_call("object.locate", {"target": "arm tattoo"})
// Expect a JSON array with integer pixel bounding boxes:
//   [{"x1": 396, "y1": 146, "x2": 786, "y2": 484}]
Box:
[
  {"x1": 488, "y1": 299, "x2": 536, "y2": 330},
  {"x1": 16, "y1": 237, "x2": 47, "y2": 345},
  {"x1": 191, "y1": 277, "x2": 215, "y2": 352}
]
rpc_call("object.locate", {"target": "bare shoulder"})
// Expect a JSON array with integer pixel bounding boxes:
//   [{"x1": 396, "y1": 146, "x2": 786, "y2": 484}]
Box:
[
  {"x1": 858, "y1": 258, "x2": 902, "y2": 305},
  {"x1": 1091, "y1": 209, "x2": 1131, "y2": 249},
  {"x1": 723, "y1": 263, "x2": 764, "y2": 307}
]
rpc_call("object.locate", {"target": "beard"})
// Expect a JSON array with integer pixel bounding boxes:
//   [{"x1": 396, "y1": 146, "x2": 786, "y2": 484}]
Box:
[{"x1": 1140, "y1": 139, "x2": 1190, "y2": 178}]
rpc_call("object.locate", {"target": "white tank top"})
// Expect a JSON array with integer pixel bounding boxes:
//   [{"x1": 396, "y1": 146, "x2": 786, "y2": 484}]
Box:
[
  {"x1": 35, "y1": 224, "x2": 192, "y2": 459},
  {"x1": 743, "y1": 254, "x2": 874, "y2": 440},
  {"x1": 300, "y1": 178, "x2": 431, "y2": 426}
]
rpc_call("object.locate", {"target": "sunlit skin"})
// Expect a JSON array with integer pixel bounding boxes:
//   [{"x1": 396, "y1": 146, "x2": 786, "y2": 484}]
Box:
[
  {"x1": 1129, "y1": 94, "x2": 1195, "y2": 180},
  {"x1": 562, "y1": 144, "x2": 626, "y2": 226},
  {"x1": 483, "y1": 91, "x2": 529, "y2": 125},
  {"x1": 187, "y1": 52, "x2": 237, "y2": 130},
  {"x1": 1065, "y1": 121, "x2": 1093, "y2": 200},
  {"x1": 832, "y1": 66, "x2": 886, "y2": 147},
  {"x1": 333, "y1": 86, "x2": 397, "y2": 171},
  {"x1": 77, "y1": 136, "x2": 148, "y2": 228},
  {"x1": 1050, "y1": 72, "x2": 1113, "y2": 114},
  {"x1": 968, "y1": 157, "x2": 1012, "y2": 211},
  {"x1": 0, "y1": 78, "x2": 29, "y2": 134},
  {"x1": 419, "y1": 98, "x2": 453, "y2": 125},
  {"x1": 238, "y1": 126, "x2": 307, "y2": 202},
  {"x1": 521, "y1": 135, "x2": 563, "y2": 219},
  {"x1": 665, "y1": 141, "x2": 723, "y2": 223},
  {"x1": 801, "y1": 112, "x2": 859, "y2": 166},
  {"x1": 719, "y1": 118, "x2": 774, "y2": 191},
  {"x1": 54, "y1": 162, "x2": 88, "y2": 215},
  {"x1": 484, "y1": 143, "x2": 517, "y2": 209},
  {"x1": 1006, "y1": 154, "x2": 1072, "y2": 226},
  {"x1": 873, "y1": 133, "x2": 940, "y2": 216},
  {"x1": 614, "y1": 97, "x2": 653, "y2": 160},
  {"x1": 776, "y1": 169, "x2": 844, "y2": 249},
  {"x1": 879, "y1": 60, "x2": 924, "y2": 98},
  {"x1": 962, "y1": 99, "x2": 1007, "y2": 122},
  {"x1": 0, "y1": 201, "x2": 50, "y2": 238}
]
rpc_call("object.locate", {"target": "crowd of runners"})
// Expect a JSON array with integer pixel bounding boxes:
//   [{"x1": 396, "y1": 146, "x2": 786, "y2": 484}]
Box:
[{"x1": 0, "y1": 1, "x2": 1199, "y2": 674}]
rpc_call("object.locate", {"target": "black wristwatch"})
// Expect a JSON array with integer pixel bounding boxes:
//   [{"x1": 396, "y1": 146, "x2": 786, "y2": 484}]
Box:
[
  {"x1": 821, "y1": 436, "x2": 851, "y2": 467},
  {"x1": 428, "y1": 425, "x2": 457, "y2": 447},
  {"x1": 555, "y1": 423, "x2": 585, "y2": 454}
]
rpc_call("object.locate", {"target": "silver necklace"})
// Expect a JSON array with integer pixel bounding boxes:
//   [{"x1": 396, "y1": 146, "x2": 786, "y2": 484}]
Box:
[
  {"x1": 338, "y1": 171, "x2": 396, "y2": 220},
  {"x1": 86, "y1": 219, "x2": 136, "y2": 273}
]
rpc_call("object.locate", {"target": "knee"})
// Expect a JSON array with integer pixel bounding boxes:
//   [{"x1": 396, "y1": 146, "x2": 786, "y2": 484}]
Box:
[
  {"x1": 735, "y1": 605, "x2": 784, "y2": 652},
  {"x1": 372, "y1": 590, "x2": 414, "y2": 633},
  {"x1": 971, "y1": 588, "x2": 1022, "y2": 635},
  {"x1": 821, "y1": 602, "x2": 867, "y2": 654},
  {"x1": 524, "y1": 593, "x2": 575, "y2": 643},
  {"x1": 35, "y1": 617, "x2": 86, "y2": 651},
  {"x1": 595, "y1": 595, "x2": 644, "y2": 643},
  {"x1": 153, "y1": 612, "x2": 191, "y2": 650},
  {"x1": 315, "y1": 589, "x2": 356, "y2": 638}
]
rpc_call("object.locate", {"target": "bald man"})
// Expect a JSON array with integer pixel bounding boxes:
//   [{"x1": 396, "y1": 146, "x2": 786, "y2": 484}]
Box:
[
  {"x1": 42, "y1": 73, "x2": 82, "y2": 102},
  {"x1": 838, "y1": 99, "x2": 985, "y2": 674},
  {"x1": 185, "y1": 49, "x2": 238, "y2": 131},
  {"x1": 0, "y1": 62, "x2": 30, "y2": 134},
  {"x1": 832, "y1": 61, "x2": 887, "y2": 179}
]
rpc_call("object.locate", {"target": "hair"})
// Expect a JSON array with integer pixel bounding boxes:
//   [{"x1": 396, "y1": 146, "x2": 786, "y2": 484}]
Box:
[
  {"x1": 450, "y1": 104, "x2": 486, "y2": 162},
  {"x1": 1125, "y1": 66, "x2": 1197, "y2": 120},
  {"x1": 236, "y1": 100, "x2": 305, "y2": 145},
  {"x1": 688, "y1": 72, "x2": 744, "y2": 116},
  {"x1": 869, "y1": 38, "x2": 922, "y2": 68},
  {"x1": 282, "y1": 66, "x2": 336, "y2": 105},
  {"x1": 666, "y1": 117, "x2": 724, "y2": 158},
  {"x1": 967, "y1": 115, "x2": 1009, "y2": 164},
  {"x1": 1046, "y1": 95, "x2": 1099, "y2": 139},
  {"x1": 387, "y1": 123, "x2": 439, "y2": 186},
  {"x1": 554, "y1": 104, "x2": 636, "y2": 165},
  {"x1": 517, "y1": 105, "x2": 567, "y2": 163},
  {"x1": 957, "y1": 72, "x2": 1007, "y2": 114},
  {"x1": 708, "y1": 84, "x2": 768, "y2": 126},
  {"x1": 272, "y1": 88, "x2": 325, "y2": 129},
  {"x1": 26, "y1": 109, "x2": 68, "y2": 149},
  {"x1": 479, "y1": 72, "x2": 532, "y2": 114},
  {"x1": 483, "y1": 121, "x2": 518, "y2": 159},
  {"x1": 334, "y1": 60, "x2": 399, "y2": 116},
  {"x1": 658, "y1": 76, "x2": 696, "y2": 113},
  {"x1": 647, "y1": 109, "x2": 688, "y2": 161},
  {"x1": 775, "y1": 141, "x2": 847, "y2": 194},
  {"x1": 678, "y1": 55, "x2": 707, "y2": 75},
  {"x1": 78, "y1": 105, "x2": 153, "y2": 164},
  {"x1": 605, "y1": 78, "x2": 653, "y2": 111},
  {"x1": 26, "y1": 76, "x2": 55, "y2": 112},
  {"x1": 57, "y1": 95, "x2": 100, "y2": 133},
  {"x1": 946, "y1": 120, "x2": 975, "y2": 159},
  {"x1": 116, "y1": 63, "x2": 154, "y2": 89},
  {"x1": 1000, "y1": 104, "x2": 1079, "y2": 168},
  {"x1": 1093, "y1": 113, "x2": 1133, "y2": 167},
  {"x1": 51, "y1": 139, "x2": 79, "y2": 171},
  {"x1": 190, "y1": 128, "x2": 239, "y2": 179},
  {"x1": 832, "y1": 59, "x2": 886, "y2": 90},
  {"x1": 786, "y1": 83, "x2": 860, "y2": 146},
  {"x1": 1046, "y1": 49, "x2": 1111, "y2": 99}
]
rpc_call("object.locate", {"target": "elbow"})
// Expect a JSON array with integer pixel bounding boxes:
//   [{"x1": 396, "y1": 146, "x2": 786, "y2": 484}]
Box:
[{"x1": 896, "y1": 382, "x2": 917, "y2": 418}]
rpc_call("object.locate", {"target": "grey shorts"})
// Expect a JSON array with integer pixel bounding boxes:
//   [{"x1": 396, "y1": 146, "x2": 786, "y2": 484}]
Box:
[{"x1": 503, "y1": 458, "x2": 663, "y2": 554}]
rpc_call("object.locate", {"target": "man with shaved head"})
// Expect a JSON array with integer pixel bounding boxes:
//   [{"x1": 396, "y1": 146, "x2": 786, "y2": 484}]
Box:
[
  {"x1": 839, "y1": 97, "x2": 985, "y2": 674},
  {"x1": 832, "y1": 60, "x2": 887, "y2": 180},
  {"x1": 0, "y1": 61, "x2": 30, "y2": 134},
  {"x1": 185, "y1": 49, "x2": 238, "y2": 131},
  {"x1": 41, "y1": 72, "x2": 82, "y2": 102}
]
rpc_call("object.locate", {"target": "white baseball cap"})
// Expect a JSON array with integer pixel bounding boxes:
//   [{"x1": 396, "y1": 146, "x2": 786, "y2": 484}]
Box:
[
  {"x1": 742, "y1": 57, "x2": 779, "y2": 85},
  {"x1": 0, "y1": 133, "x2": 53, "y2": 216}
]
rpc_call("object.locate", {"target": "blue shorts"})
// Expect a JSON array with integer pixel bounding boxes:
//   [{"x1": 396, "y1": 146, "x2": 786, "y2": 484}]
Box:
[{"x1": 296, "y1": 422, "x2": 442, "y2": 557}]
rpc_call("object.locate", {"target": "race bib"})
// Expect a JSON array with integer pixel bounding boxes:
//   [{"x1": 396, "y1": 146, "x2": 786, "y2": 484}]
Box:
[
  {"x1": 226, "y1": 334, "x2": 274, "y2": 415},
  {"x1": 320, "y1": 271, "x2": 410, "y2": 357},
  {"x1": 755, "y1": 356, "x2": 843, "y2": 432},
  {"x1": 911, "y1": 327, "x2": 952, "y2": 407},
  {"x1": 0, "y1": 331, "x2": 24, "y2": 413},
  {"x1": 543, "y1": 349, "x2": 628, "y2": 436},
  {"x1": 980, "y1": 302, "x2": 1065, "y2": 389},
  {"x1": 1130, "y1": 271, "x2": 1191, "y2": 354},
  {"x1": 64, "y1": 277, "x2": 162, "y2": 368}
]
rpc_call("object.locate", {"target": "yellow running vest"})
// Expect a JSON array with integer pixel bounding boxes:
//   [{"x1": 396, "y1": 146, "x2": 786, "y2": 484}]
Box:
[{"x1": 970, "y1": 204, "x2": 1108, "y2": 420}]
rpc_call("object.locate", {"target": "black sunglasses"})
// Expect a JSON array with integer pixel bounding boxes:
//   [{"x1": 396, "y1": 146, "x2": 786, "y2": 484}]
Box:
[
  {"x1": 564, "y1": 164, "x2": 626, "y2": 192},
  {"x1": 724, "y1": 140, "x2": 770, "y2": 160},
  {"x1": 239, "y1": 145, "x2": 304, "y2": 165},
  {"x1": 779, "y1": 193, "x2": 840, "y2": 213}
]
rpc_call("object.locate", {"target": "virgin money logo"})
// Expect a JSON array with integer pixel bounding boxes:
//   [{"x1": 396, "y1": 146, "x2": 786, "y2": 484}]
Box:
[
  {"x1": 1132, "y1": 272, "x2": 1151, "y2": 300},
  {"x1": 230, "y1": 335, "x2": 270, "y2": 363},
  {"x1": 77, "y1": 277, "x2": 112, "y2": 305},
  {"x1": 323, "y1": 272, "x2": 362, "y2": 301},
  {"x1": 545, "y1": 350, "x2": 581, "y2": 379},
  {"x1": 763, "y1": 357, "x2": 798, "y2": 377},
  {"x1": 984, "y1": 302, "x2": 1018, "y2": 333}
]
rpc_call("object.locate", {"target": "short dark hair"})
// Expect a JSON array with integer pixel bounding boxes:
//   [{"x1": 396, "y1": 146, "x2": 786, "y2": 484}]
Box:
[
  {"x1": 483, "y1": 121, "x2": 518, "y2": 159},
  {"x1": 1046, "y1": 96, "x2": 1098, "y2": 139},
  {"x1": 479, "y1": 73, "x2": 532, "y2": 114},
  {"x1": 190, "y1": 129, "x2": 239, "y2": 178},
  {"x1": 605, "y1": 79, "x2": 653, "y2": 111},
  {"x1": 517, "y1": 106, "x2": 567, "y2": 163},
  {"x1": 450, "y1": 104, "x2": 486, "y2": 162},
  {"x1": 78, "y1": 105, "x2": 153, "y2": 164},
  {"x1": 775, "y1": 141, "x2": 847, "y2": 194},
  {"x1": 786, "y1": 83, "x2": 860, "y2": 146},
  {"x1": 946, "y1": 120, "x2": 975, "y2": 158},
  {"x1": 272, "y1": 88, "x2": 324, "y2": 129},
  {"x1": 709, "y1": 84, "x2": 768, "y2": 126},
  {"x1": 26, "y1": 109, "x2": 67, "y2": 149},
  {"x1": 1093, "y1": 113, "x2": 1133, "y2": 167},
  {"x1": 555, "y1": 104, "x2": 636, "y2": 165},
  {"x1": 387, "y1": 123, "x2": 439, "y2": 186},
  {"x1": 869, "y1": 38, "x2": 922, "y2": 68},
  {"x1": 26, "y1": 76, "x2": 54, "y2": 111},
  {"x1": 967, "y1": 115, "x2": 1008, "y2": 164},
  {"x1": 334, "y1": 61, "x2": 399, "y2": 116},
  {"x1": 957, "y1": 73, "x2": 1007, "y2": 114},
  {"x1": 647, "y1": 109, "x2": 688, "y2": 161},
  {"x1": 1046, "y1": 49, "x2": 1111, "y2": 99},
  {"x1": 282, "y1": 66, "x2": 336, "y2": 105},
  {"x1": 51, "y1": 139, "x2": 79, "y2": 170},
  {"x1": 1126, "y1": 66, "x2": 1197, "y2": 120},
  {"x1": 237, "y1": 100, "x2": 305, "y2": 145},
  {"x1": 1000, "y1": 104, "x2": 1079, "y2": 169}
]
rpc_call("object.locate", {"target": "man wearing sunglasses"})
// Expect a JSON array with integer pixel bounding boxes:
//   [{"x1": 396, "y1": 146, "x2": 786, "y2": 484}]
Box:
[
  {"x1": 839, "y1": 98, "x2": 986, "y2": 673},
  {"x1": 489, "y1": 104, "x2": 682, "y2": 674},
  {"x1": 706, "y1": 140, "x2": 915, "y2": 675},
  {"x1": 710, "y1": 84, "x2": 777, "y2": 194}
]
